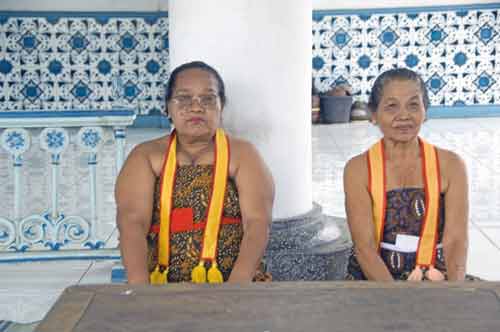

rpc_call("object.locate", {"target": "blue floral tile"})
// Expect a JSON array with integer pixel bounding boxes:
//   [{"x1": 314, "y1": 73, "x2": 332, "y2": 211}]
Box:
[
  {"x1": 312, "y1": 7, "x2": 499, "y2": 106},
  {"x1": 0, "y1": 13, "x2": 169, "y2": 114}
]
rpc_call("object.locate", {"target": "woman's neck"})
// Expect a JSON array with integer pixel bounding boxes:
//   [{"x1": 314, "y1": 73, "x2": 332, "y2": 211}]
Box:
[
  {"x1": 176, "y1": 133, "x2": 214, "y2": 165},
  {"x1": 383, "y1": 137, "x2": 420, "y2": 162}
]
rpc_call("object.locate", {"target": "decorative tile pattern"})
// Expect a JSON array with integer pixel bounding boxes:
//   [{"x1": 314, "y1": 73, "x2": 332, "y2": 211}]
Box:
[
  {"x1": 313, "y1": 6, "x2": 499, "y2": 106},
  {"x1": 0, "y1": 129, "x2": 30, "y2": 156},
  {"x1": 39, "y1": 128, "x2": 69, "y2": 155},
  {"x1": 0, "y1": 7, "x2": 497, "y2": 114},
  {"x1": 77, "y1": 127, "x2": 104, "y2": 153},
  {"x1": 0, "y1": 13, "x2": 169, "y2": 115}
]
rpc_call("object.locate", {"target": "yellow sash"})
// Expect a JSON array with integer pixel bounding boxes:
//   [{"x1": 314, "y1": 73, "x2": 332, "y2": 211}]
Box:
[
  {"x1": 367, "y1": 138, "x2": 441, "y2": 269},
  {"x1": 150, "y1": 128, "x2": 229, "y2": 285}
]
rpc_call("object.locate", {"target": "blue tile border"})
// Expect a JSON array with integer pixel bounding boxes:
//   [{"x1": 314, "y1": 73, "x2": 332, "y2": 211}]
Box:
[
  {"x1": 0, "y1": 110, "x2": 135, "y2": 118},
  {"x1": 132, "y1": 114, "x2": 171, "y2": 128},
  {"x1": 0, "y1": 248, "x2": 121, "y2": 263},
  {"x1": 0, "y1": 11, "x2": 168, "y2": 18},
  {"x1": 313, "y1": 3, "x2": 500, "y2": 20},
  {"x1": 0, "y1": 255, "x2": 121, "y2": 264},
  {"x1": 428, "y1": 105, "x2": 500, "y2": 119}
]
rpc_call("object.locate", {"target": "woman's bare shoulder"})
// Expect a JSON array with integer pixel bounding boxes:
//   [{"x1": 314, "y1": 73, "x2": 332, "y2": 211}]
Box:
[
  {"x1": 343, "y1": 152, "x2": 370, "y2": 192},
  {"x1": 345, "y1": 152, "x2": 368, "y2": 174},
  {"x1": 436, "y1": 147, "x2": 464, "y2": 166},
  {"x1": 436, "y1": 147, "x2": 467, "y2": 187},
  {"x1": 225, "y1": 134, "x2": 272, "y2": 181},
  {"x1": 225, "y1": 134, "x2": 262, "y2": 163},
  {"x1": 125, "y1": 134, "x2": 170, "y2": 176},
  {"x1": 227, "y1": 134, "x2": 255, "y2": 150}
]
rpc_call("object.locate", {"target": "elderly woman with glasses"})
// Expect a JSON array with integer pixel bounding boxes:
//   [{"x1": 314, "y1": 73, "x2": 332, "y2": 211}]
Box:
[{"x1": 116, "y1": 61, "x2": 275, "y2": 284}]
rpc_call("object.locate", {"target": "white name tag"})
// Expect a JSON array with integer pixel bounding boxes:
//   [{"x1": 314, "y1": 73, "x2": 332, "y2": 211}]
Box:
[{"x1": 395, "y1": 234, "x2": 420, "y2": 252}]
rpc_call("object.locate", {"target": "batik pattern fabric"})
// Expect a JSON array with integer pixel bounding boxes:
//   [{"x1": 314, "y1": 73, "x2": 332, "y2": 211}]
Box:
[
  {"x1": 346, "y1": 188, "x2": 463, "y2": 280},
  {"x1": 147, "y1": 165, "x2": 243, "y2": 282}
]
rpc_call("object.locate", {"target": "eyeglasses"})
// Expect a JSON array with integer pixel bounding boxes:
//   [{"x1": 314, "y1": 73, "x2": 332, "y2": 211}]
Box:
[{"x1": 170, "y1": 94, "x2": 219, "y2": 109}]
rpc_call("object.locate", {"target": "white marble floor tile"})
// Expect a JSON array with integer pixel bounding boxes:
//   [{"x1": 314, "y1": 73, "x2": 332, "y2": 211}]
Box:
[
  {"x1": 78, "y1": 260, "x2": 116, "y2": 285},
  {"x1": 474, "y1": 117, "x2": 500, "y2": 131},
  {"x1": 1, "y1": 290, "x2": 62, "y2": 324},
  {"x1": 0, "y1": 261, "x2": 91, "y2": 289},
  {"x1": 467, "y1": 227, "x2": 500, "y2": 281},
  {"x1": 475, "y1": 227, "x2": 500, "y2": 251},
  {"x1": 0, "y1": 261, "x2": 92, "y2": 323}
]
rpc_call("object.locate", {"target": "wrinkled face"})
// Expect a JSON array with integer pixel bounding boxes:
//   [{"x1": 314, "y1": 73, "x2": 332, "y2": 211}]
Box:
[
  {"x1": 372, "y1": 79, "x2": 426, "y2": 142},
  {"x1": 168, "y1": 68, "x2": 222, "y2": 138}
]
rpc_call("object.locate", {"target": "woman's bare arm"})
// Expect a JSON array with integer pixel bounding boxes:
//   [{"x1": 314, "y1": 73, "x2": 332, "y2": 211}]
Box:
[
  {"x1": 229, "y1": 139, "x2": 274, "y2": 282},
  {"x1": 115, "y1": 143, "x2": 158, "y2": 284},
  {"x1": 440, "y1": 149, "x2": 468, "y2": 281},
  {"x1": 344, "y1": 155, "x2": 393, "y2": 281}
]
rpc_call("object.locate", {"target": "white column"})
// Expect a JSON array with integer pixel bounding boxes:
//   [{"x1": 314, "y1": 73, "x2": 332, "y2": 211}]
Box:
[
  {"x1": 169, "y1": 0, "x2": 313, "y2": 219},
  {"x1": 13, "y1": 155, "x2": 22, "y2": 220},
  {"x1": 114, "y1": 127, "x2": 126, "y2": 175},
  {"x1": 88, "y1": 153, "x2": 98, "y2": 241},
  {"x1": 50, "y1": 154, "x2": 60, "y2": 220}
]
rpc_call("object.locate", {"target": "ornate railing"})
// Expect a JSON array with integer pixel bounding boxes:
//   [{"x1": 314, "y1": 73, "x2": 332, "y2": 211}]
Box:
[{"x1": 0, "y1": 110, "x2": 135, "y2": 259}]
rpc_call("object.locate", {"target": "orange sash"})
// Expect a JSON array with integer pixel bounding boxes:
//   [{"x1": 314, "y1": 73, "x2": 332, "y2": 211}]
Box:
[
  {"x1": 150, "y1": 128, "x2": 230, "y2": 284},
  {"x1": 367, "y1": 138, "x2": 442, "y2": 276}
]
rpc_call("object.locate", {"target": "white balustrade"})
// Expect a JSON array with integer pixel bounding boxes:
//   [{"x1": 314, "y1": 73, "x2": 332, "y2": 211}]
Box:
[{"x1": 0, "y1": 110, "x2": 135, "y2": 258}]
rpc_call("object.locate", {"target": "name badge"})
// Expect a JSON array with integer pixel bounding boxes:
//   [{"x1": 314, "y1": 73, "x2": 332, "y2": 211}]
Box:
[{"x1": 395, "y1": 234, "x2": 419, "y2": 252}]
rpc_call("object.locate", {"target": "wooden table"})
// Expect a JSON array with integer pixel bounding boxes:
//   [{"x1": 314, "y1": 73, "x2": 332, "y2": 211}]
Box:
[{"x1": 35, "y1": 282, "x2": 500, "y2": 332}]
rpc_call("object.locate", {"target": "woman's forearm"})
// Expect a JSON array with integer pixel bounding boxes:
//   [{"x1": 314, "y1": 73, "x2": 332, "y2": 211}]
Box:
[
  {"x1": 443, "y1": 241, "x2": 467, "y2": 281},
  {"x1": 228, "y1": 222, "x2": 269, "y2": 282},
  {"x1": 356, "y1": 247, "x2": 394, "y2": 281},
  {"x1": 119, "y1": 223, "x2": 150, "y2": 284}
]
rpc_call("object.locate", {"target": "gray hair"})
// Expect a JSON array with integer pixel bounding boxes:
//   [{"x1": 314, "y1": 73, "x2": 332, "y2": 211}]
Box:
[{"x1": 368, "y1": 68, "x2": 430, "y2": 112}]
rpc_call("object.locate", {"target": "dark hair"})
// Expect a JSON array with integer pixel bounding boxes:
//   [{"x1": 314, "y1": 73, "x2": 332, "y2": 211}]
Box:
[
  {"x1": 165, "y1": 61, "x2": 226, "y2": 114},
  {"x1": 368, "y1": 68, "x2": 430, "y2": 112}
]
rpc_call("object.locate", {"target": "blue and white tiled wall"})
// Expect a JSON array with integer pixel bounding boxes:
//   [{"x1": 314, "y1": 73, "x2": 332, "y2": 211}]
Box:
[
  {"x1": 312, "y1": 4, "x2": 499, "y2": 107},
  {"x1": 0, "y1": 12, "x2": 169, "y2": 115},
  {"x1": 0, "y1": 4, "x2": 498, "y2": 115}
]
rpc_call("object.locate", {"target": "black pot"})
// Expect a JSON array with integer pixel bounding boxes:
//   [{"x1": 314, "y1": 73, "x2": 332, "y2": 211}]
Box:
[{"x1": 320, "y1": 96, "x2": 353, "y2": 124}]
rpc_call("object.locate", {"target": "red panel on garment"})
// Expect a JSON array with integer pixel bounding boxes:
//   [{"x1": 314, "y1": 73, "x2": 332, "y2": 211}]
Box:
[
  {"x1": 170, "y1": 207, "x2": 194, "y2": 233},
  {"x1": 149, "y1": 208, "x2": 241, "y2": 234}
]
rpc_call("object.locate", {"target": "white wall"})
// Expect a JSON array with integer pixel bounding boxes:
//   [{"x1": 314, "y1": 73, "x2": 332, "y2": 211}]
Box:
[{"x1": 0, "y1": 0, "x2": 496, "y2": 11}]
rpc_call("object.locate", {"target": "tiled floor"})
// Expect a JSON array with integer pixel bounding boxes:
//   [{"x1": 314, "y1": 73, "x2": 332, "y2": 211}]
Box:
[{"x1": 1, "y1": 118, "x2": 500, "y2": 326}]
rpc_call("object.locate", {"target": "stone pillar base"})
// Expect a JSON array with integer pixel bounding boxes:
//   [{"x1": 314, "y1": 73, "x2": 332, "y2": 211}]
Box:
[{"x1": 265, "y1": 203, "x2": 351, "y2": 281}]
